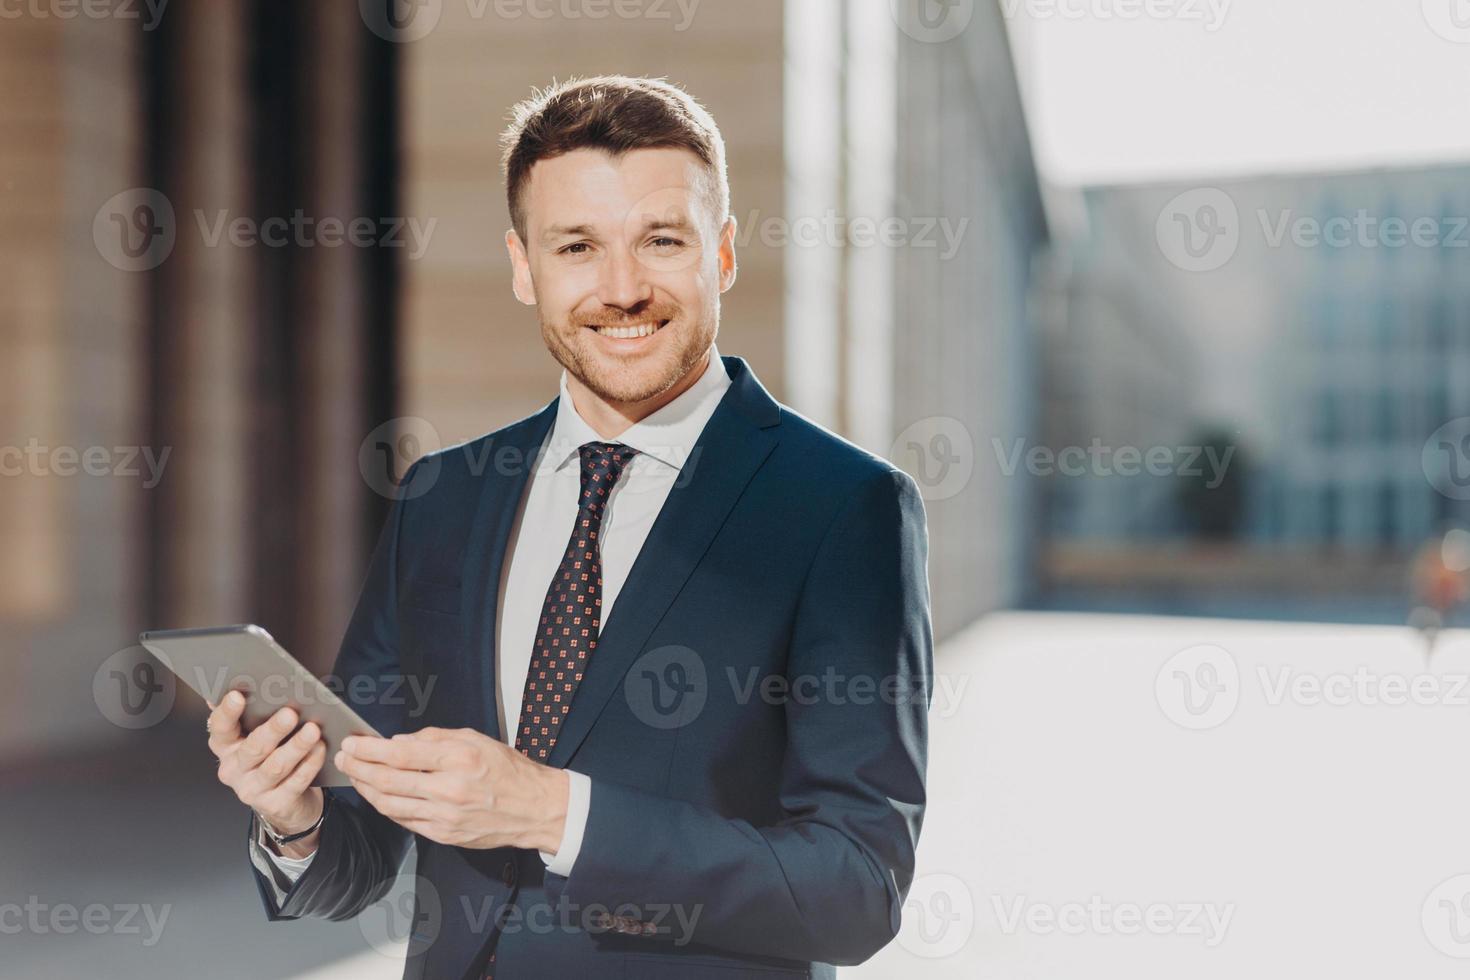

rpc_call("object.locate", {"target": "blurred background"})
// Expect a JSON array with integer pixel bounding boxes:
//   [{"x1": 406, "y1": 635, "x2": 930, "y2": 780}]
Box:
[{"x1": 6, "y1": 0, "x2": 1470, "y2": 977}]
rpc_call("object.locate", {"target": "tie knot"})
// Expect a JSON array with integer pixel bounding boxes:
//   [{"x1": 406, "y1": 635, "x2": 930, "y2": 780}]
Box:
[{"x1": 577, "y1": 441, "x2": 637, "y2": 512}]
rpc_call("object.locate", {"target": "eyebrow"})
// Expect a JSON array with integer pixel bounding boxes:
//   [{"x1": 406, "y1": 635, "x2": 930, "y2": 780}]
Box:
[
  {"x1": 539, "y1": 214, "x2": 699, "y2": 247},
  {"x1": 637, "y1": 213, "x2": 697, "y2": 235},
  {"x1": 541, "y1": 223, "x2": 597, "y2": 245}
]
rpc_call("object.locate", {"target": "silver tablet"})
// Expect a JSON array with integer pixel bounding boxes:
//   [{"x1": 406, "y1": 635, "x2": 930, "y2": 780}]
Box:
[{"x1": 139, "y1": 624, "x2": 382, "y2": 786}]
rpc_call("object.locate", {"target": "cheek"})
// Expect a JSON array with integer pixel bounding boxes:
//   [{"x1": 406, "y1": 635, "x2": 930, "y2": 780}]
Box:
[
  {"x1": 663, "y1": 258, "x2": 720, "y2": 311},
  {"x1": 533, "y1": 266, "x2": 596, "y2": 316}
]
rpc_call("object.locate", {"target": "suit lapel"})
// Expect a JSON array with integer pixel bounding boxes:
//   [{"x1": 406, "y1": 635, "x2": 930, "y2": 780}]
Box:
[
  {"x1": 547, "y1": 355, "x2": 782, "y2": 769},
  {"x1": 461, "y1": 397, "x2": 559, "y2": 741}
]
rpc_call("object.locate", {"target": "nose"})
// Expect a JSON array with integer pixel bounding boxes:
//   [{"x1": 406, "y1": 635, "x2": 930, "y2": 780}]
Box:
[{"x1": 596, "y1": 246, "x2": 654, "y2": 312}]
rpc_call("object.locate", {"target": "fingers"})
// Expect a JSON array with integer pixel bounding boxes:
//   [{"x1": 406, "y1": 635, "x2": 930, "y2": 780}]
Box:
[
  {"x1": 255, "y1": 741, "x2": 327, "y2": 813},
  {"x1": 242, "y1": 720, "x2": 322, "y2": 797},
  {"x1": 205, "y1": 690, "x2": 247, "y2": 754},
  {"x1": 337, "y1": 754, "x2": 436, "y2": 799},
  {"x1": 234, "y1": 706, "x2": 301, "y2": 774},
  {"x1": 352, "y1": 779, "x2": 438, "y2": 822},
  {"x1": 342, "y1": 732, "x2": 456, "y2": 771},
  {"x1": 402, "y1": 726, "x2": 459, "y2": 741},
  {"x1": 206, "y1": 697, "x2": 326, "y2": 831}
]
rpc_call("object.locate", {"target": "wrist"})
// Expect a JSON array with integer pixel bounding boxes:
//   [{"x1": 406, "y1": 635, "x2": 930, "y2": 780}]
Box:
[
  {"x1": 275, "y1": 833, "x2": 320, "y2": 860},
  {"x1": 259, "y1": 789, "x2": 326, "y2": 844},
  {"x1": 529, "y1": 767, "x2": 569, "y2": 855}
]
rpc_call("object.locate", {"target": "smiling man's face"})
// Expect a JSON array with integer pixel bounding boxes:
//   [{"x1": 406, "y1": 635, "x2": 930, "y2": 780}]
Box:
[{"x1": 506, "y1": 146, "x2": 737, "y2": 411}]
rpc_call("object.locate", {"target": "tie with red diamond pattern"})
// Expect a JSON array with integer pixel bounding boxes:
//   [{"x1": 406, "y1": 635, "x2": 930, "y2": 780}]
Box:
[
  {"x1": 514, "y1": 440, "x2": 637, "y2": 760},
  {"x1": 486, "y1": 442, "x2": 636, "y2": 978}
]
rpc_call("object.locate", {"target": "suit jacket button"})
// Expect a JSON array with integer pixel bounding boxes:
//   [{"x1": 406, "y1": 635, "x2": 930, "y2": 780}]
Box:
[{"x1": 501, "y1": 860, "x2": 516, "y2": 887}]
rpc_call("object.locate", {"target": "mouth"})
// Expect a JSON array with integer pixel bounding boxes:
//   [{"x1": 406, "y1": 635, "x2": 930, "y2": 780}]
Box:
[{"x1": 585, "y1": 319, "x2": 670, "y2": 344}]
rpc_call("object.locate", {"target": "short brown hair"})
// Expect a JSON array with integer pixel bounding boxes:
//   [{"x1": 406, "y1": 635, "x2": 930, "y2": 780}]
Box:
[{"x1": 500, "y1": 75, "x2": 730, "y2": 243}]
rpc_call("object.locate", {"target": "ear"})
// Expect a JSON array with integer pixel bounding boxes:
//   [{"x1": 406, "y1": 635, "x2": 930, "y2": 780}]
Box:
[
  {"x1": 506, "y1": 229, "x2": 537, "y2": 306},
  {"x1": 716, "y1": 214, "x2": 738, "y2": 293}
]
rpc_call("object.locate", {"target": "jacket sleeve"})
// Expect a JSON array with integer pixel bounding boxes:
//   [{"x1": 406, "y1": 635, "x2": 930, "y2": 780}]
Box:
[
  {"x1": 249, "y1": 463, "x2": 420, "y2": 922},
  {"x1": 559, "y1": 467, "x2": 933, "y2": 965}
]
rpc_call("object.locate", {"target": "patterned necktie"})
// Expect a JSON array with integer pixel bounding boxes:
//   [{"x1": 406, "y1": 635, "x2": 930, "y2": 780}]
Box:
[
  {"x1": 487, "y1": 443, "x2": 635, "y2": 978},
  {"x1": 513, "y1": 440, "x2": 638, "y2": 760}
]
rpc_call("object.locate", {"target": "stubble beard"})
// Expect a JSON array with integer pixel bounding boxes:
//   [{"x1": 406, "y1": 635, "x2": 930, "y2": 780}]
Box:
[{"x1": 541, "y1": 302, "x2": 718, "y2": 408}]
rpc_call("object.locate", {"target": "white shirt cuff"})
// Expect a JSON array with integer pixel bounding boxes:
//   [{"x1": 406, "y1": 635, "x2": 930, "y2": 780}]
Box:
[
  {"x1": 539, "y1": 770, "x2": 590, "y2": 877},
  {"x1": 248, "y1": 813, "x2": 318, "y2": 906}
]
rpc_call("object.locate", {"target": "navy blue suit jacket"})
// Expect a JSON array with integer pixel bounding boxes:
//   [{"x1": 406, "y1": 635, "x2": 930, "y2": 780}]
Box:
[{"x1": 251, "y1": 355, "x2": 933, "y2": 979}]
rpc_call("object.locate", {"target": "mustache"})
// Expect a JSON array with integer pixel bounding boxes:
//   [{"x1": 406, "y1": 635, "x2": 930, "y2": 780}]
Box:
[{"x1": 573, "y1": 306, "x2": 680, "y2": 329}]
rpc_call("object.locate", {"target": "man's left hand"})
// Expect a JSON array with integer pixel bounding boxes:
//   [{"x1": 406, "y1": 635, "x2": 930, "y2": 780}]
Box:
[{"x1": 338, "y1": 728, "x2": 569, "y2": 854}]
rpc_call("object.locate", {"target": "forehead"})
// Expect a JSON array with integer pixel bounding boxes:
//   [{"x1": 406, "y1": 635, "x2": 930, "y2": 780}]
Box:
[{"x1": 522, "y1": 147, "x2": 711, "y2": 232}]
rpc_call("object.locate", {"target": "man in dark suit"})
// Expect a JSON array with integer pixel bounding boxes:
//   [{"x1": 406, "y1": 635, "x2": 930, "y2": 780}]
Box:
[{"x1": 206, "y1": 75, "x2": 933, "y2": 979}]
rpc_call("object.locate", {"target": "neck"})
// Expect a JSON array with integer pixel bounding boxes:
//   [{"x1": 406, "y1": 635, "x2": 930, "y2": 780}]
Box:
[{"x1": 566, "y1": 349, "x2": 713, "y2": 440}]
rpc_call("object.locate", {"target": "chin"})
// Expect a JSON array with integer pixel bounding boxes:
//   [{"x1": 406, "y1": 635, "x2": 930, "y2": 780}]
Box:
[
  {"x1": 579, "y1": 359, "x2": 681, "y2": 405},
  {"x1": 546, "y1": 314, "x2": 712, "y2": 405}
]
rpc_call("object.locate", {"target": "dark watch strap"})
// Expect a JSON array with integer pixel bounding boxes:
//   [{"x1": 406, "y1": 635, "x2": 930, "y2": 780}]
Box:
[{"x1": 259, "y1": 792, "x2": 331, "y2": 847}]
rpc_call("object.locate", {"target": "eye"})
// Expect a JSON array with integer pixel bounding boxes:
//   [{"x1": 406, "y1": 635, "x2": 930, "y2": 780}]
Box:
[
  {"x1": 559, "y1": 242, "x2": 592, "y2": 255},
  {"x1": 647, "y1": 236, "x2": 685, "y2": 249}
]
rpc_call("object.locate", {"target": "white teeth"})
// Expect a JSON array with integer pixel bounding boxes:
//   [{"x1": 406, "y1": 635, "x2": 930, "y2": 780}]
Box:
[{"x1": 595, "y1": 321, "x2": 663, "y2": 339}]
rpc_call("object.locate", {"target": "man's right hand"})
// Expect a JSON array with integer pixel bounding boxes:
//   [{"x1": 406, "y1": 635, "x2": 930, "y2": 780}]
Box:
[{"x1": 207, "y1": 690, "x2": 326, "y2": 859}]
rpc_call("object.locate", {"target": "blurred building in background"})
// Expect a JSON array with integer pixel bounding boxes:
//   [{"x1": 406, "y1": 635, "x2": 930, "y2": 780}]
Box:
[
  {"x1": 10, "y1": 3, "x2": 1470, "y2": 977},
  {"x1": 0, "y1": 0, "x2": 1047, "y2": 766},
  {"x1": 845, "y1": 0, "x2": 1049, "y2": 636},
  {"x1": 1253, "y1": 166, "x2": 1470, "y2": 551},
  {"x1": 1037, "y1": 194, "x2": 1199, "y2": 542},
  {"x1": 891, "y1": 0, "x2": 1049, "y2": 634},
  {"x1": 1038, "y1": 163, "x2": 1470, "y2": 613},
  {"x1": 0, "y1": 8, "x2": 151, "y2": 762},
  {"x1": 13, "y1": 0, "x2": 1463, "y2": 766}
]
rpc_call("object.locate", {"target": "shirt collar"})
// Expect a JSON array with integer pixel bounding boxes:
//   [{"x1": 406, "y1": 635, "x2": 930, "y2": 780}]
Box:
[{"x1": 543, "y1": 342, "x2": 731, "y2": 475}]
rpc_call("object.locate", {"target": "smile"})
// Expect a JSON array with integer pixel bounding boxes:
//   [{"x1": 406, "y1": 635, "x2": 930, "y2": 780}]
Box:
[{"x1": 589, "y1": 320, "x2": 668, "y2": 340}]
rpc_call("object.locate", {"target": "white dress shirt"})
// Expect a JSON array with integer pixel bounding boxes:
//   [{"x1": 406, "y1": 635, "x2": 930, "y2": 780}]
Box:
[{"x1": 250, "y1": 344, "x2": 732, "y2": 903}]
